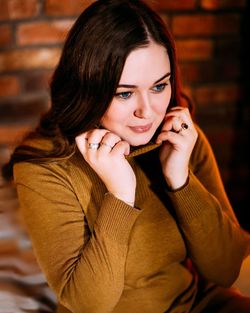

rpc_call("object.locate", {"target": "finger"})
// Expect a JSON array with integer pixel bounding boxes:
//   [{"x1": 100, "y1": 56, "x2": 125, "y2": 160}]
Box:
[
  {"x1": 168, "y1": 106, "x2": 185, "y2": 111},
  {"x1": 99, "y1": 132, "x2": 122, "y2": 153},
  {"x1": 86, "y1": 129, "x2": 110, "y2": 143},
  {"x1": 156, "y1": 130, "x2": 183, "y2": 146},
  {"x1": 76, "y1": 129, "x2": 110, "y2": 155},
  {"x1": 166, "y1": 115, "x2": 194, "y2": 136},
  {"x1": 75, "y1": 132, "x2": 89, "y2": 154},
  {"x1": 166, "y1": 107, "x2": 191, "y2": 124},
  {"x1": 167, "y1": 106, "x2": 190, "y2": 115},
  {"x1": 85, "y1": 129, "x2": 110, "y2": 152},
  {"x1": 111, "y1": 141, "x2": 130, "y2": 156},
  {"x1": 162, "y1": 116, "x2": 183, "y2": 133}
]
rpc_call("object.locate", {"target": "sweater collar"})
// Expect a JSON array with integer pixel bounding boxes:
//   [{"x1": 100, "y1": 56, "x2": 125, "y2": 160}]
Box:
[{"x1": 126, "y1": 141, "x2": 161, "y2": 158}]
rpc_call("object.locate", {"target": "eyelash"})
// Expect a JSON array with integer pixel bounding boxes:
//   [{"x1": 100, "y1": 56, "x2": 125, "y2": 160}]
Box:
[
  {"x1": 115, "y1": 91, "x2": 132, "y2": 100},
  {"x1": 152, "y1": 83, "x2": 168, "y2": 93},
  {"x1": 115, "y1": 83, "x2": 168, "y2": 100}
]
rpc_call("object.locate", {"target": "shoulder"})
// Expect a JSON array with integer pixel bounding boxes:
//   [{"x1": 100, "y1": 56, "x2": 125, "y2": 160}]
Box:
[
  {"x1": 190, "y1": 124, "x2": 215, "y2": 171},
  {"x1": 194, "y1": 124, "x2": 211, "y2": 146},
  {"x1": 13, "y1": 149, "x2": 91, "y2": 191},
  {"x1": 21, "y1": 135, "x2": 54, "y2": 151}
]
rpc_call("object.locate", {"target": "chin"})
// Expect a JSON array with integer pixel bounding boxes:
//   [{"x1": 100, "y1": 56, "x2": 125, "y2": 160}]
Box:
[{"x1": 127, "y1": 134, "x2": 154, "y2": 147}]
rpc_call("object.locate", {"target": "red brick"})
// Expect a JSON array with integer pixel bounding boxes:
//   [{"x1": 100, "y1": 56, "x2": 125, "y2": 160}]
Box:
[
  {"x1": 23, "y1": 70, "x2": 53, "y2": 92},
  {"x1": 201, "y1": 0, "x2": 246, "y2": 10},
  {"x1": 0, "y1": 0, "x2": 40, "y2": 20},
  {"x1": 0, "y1": 76, "x2": 20, "y2": 97},
  {"x1": 0, "y1": 25, "x2": 13, "y2": 48},
  {"x1": 181, "y1": 86, "x2": 193, "y2": 104},
  {"x1": 215, "y1": 39, "x2": 241, "y2": 60},
  {"x1": 194, "y1": 83, "x2": 242, "y2": 105},
  {"x1": 201, "y1": 126, "x2": 236, "y2": 147},
  {"x1": 17, "y1": 20, "x2": 74, "y2": 45},
  {"x1": 0, "y1": 48, "x2": 61, "y2": 72},
  {"x1": 0, "y1": 125, "x2": 31, "y2": 145},
  {"x1": 219, "y1": 60, "x2": 241, "y2": 80},
  {"x1": 0, "y1": 93, "x2": 49, "y2": 124},
  {"x1": 176, "y1": 39, "x2": 213, "y2": 61},
  {"x1": 172, "y1": 14, "x2": 240, "y2": 37},
  {"x1": 179, "y1": 61, "x2": 241, "y2": 84},
  {"x1": 195, "y1": 105, "x2": 237, "y2": 133},
  {"x1": 180, "y1": 63, "x2": 204, "y2": 84},
  {"x1": 149, "y1": 0, "x2": 196, "y2": 11},
  {"x1": 159, "y1": 14, "x2": 169, "y2": 27},
  {"x1": 45, "y1": 0, "x2": 94, "y2": 16}
]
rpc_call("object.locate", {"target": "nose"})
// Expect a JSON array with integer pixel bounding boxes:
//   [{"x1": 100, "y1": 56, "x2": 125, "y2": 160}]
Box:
[{"x1": 134, "y1": 93, "x2": 152, "y2": 119}]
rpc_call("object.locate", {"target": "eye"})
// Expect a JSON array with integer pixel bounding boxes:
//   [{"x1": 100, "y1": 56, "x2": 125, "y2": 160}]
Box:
[
  {"x1": 115, "y1": 91, "x2": 133, "y2": 100},
  {"x1": 152, "y1": 83, "x2": 167, "y2": 93}
]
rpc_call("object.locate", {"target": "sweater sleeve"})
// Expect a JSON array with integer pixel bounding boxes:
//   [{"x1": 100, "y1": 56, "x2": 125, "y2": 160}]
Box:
[
  {"x1": 14, "y1": 162, "x2": 141, "y2": 313},
  {"x1": 166, "y1": 125, "x2": 250, "y2": 287}
]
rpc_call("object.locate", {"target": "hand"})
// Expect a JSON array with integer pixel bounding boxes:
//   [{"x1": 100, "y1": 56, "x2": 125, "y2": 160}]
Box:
[
  {"x1": 156, "y1": 107, "x2": 198, "y2": 190},
  {"x1": 75, "y1": 129, "x2": 136, "y2": 206}
]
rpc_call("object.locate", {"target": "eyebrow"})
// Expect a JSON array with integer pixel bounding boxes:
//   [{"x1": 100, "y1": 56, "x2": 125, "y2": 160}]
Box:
[{"x1": 117, "y1": 72, "x2": 171, "y2": 89}]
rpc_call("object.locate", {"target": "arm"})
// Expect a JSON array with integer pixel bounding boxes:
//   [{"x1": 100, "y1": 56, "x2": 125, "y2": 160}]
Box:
[
  {"x1": 14, "y1": 162, "x2": 140, "y2": 313},
  {"x1": 166, "y1": 125, "x2": 250, "y2": 286}
]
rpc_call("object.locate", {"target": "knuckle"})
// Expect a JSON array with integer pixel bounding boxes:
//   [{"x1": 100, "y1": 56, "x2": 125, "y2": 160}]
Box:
[
  {"x1": 112, "y1": 134, "x2": 122, "y2": 142},
  {"x1": 120, "y1": 140, "x2": 129, "y2": 147},
  {"x1": 87, "y1": 129, "x2": 96, "y2": 137},
  {"x1": 90, "y1": 128, "x2": 109, "y2": 138},
  {"x1": 104, "y1": 132, "x2": 120, "y2": 142}
]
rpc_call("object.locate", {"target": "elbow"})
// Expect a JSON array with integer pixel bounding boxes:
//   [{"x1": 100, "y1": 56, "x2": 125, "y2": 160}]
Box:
[
  {"x1": 195, "y1": 253, "x2": 243, "y2": 288},
  {"x1": 58, "y1": 289, "x2": 112, "y2": 313},
  {"x1": 203, "y1": 262, "x2": 241, "y2": 288},
  {"x1": 57, "y1": 274, "x2": 122, "y2": 313},
  {"x1": 218, "y1": 253, "x2": 245, "y2": 287},
  {"x1": 217, "y1": 269, "x2": 239, "y2": 288},
  {"x1": 220, "y1": 261, "x2": 243, "y2": 288},
  {"x1": 201, "y1": 270, "x2": 238, "y2": 289}
]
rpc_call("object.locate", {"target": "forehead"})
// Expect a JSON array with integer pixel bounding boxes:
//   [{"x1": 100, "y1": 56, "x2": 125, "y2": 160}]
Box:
[{"x1": 119, "y1": 42, "x2": 171, "y2": 85}]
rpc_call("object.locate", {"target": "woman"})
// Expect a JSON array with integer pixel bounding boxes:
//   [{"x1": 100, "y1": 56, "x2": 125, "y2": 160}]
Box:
[{"x1": 3, "y1": 0, "x2": 250, "y2": 312}]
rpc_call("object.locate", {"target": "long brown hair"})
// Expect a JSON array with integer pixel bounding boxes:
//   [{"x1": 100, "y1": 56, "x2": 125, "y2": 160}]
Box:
[{"x1": 2, "y1": 0, "x2": 183, "y2": 180}]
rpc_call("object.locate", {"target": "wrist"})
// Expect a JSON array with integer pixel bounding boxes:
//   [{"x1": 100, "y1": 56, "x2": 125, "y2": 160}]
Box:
[
  {"x1": 164, "y1": 172, "x2": 189, "y2": 191},
  {"x1": 105, "y1": 192, "x2": 135, "y2": 207}
]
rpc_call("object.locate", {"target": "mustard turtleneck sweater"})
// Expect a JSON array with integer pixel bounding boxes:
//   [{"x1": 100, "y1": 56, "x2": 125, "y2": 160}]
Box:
[{"x1": 13, "y1": 125, "x2": 249, "y2": 313}]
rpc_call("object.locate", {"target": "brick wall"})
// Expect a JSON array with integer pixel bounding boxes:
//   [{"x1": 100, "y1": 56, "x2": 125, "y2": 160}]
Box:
[{"x1": 0, "y1": 0, "x2": 249, "y2": 229}]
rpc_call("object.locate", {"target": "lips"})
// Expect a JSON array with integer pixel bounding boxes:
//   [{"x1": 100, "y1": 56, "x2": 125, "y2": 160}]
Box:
[{"x1": 129, "y1": 123, "x2": 153, "y2": 133}]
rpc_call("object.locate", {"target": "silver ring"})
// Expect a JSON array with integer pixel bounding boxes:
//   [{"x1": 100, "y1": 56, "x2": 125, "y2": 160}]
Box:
[
  {"x1": 88, "y1": 143, "x2": 100, "y2": 150},
  {"x1": 101, "y1": 142, "x2": 113, "y2": 149}
]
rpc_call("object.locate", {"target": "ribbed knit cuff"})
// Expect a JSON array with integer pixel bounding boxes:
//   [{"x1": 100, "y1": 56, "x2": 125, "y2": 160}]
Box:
[
  {"x1": 95, "y1": 193, "x2": 141, "y2": 244},
  {"x1": 166, "y1": 170, "x2": 218, "y2": 223}
]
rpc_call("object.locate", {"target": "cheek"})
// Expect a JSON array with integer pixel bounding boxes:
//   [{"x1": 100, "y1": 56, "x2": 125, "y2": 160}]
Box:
[
  {"x1": 101, "y1": 105, "x2": 129, "y2": 126},
  {"x1": 154, "y1": 93, "x2": 171, "y2": 116}
]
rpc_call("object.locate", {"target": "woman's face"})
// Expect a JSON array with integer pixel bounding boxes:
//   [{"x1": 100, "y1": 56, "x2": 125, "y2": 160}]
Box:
[{"x1": 101, "y1": 41, "x2": 172, "y2": 146}]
